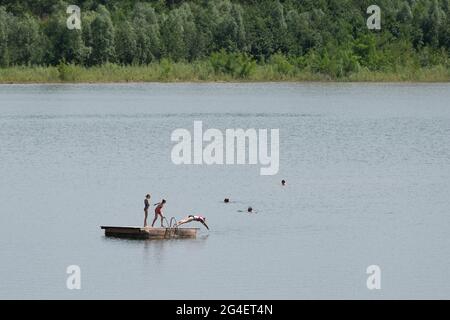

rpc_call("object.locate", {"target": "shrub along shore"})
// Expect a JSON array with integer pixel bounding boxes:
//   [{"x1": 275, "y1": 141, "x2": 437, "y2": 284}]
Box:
[{"x1": 1, "y1": 55, "x2": 449, "y2": 83}]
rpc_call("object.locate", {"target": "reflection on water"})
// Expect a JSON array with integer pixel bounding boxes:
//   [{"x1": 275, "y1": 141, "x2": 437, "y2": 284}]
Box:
[
  {"x1": 1, "y1": 83, "x2": 450, "y2": 299},
  {"x1": 100, "y1": 235, "x2": 210, "y2": 268}
]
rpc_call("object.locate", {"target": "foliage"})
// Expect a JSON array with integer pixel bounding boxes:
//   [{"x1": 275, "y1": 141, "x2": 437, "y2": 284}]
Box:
[
  {"x1": 0, "y1": 0, "x2": 449, "y2": 79},
  {"x1": 210, "y1": 49, "x2": 256, "y2": 78}
]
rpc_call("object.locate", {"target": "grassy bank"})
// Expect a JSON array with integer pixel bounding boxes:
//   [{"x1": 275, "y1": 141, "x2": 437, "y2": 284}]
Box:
[{"x1": 1, "y1": 62, "x2": 449, "y2": 83}]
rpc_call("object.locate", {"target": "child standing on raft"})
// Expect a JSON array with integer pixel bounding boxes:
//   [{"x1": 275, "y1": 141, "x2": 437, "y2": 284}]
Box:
[
  {"x1": 143, "y1": 194, "x2": 151, "y2": 227},
  {"x1": 152, "y1": 199, "x2": 166, "y2": 227}
]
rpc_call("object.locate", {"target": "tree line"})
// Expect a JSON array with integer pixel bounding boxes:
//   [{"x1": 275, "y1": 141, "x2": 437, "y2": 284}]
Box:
[{"x1": 0, "y1": 0, "x2": 449, "y2": 78}]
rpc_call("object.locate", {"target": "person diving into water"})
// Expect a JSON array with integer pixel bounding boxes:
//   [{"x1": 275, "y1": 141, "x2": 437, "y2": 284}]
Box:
[{"x1": 175, "y1": 215, "x2": 209, "y2": 230}]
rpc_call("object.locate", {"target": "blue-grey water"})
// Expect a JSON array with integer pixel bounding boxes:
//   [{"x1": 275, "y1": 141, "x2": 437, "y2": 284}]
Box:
[{"x1": 0, "y1": 83, "x2": 449, "y2": 299}]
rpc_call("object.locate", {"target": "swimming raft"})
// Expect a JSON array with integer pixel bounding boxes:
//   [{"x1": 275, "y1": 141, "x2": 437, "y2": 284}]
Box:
[{"x1": 100, "y1": 226, "x2": 199, "y2": 239}]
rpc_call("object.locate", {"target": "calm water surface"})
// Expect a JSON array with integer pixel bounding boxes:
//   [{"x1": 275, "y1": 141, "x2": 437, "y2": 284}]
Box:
[{"x1": 0, "y1": 83, "x2": 449, "y2": 299}]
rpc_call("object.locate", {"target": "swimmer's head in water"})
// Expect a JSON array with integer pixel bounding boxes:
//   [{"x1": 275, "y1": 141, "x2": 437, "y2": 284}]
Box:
[
  {"x1": 247, "y1": 207, "x2": 253, "y2": 212},
  {"x1": 224, "y1": 198, "x2": 230, "y2": 203},
  {"x1": 281, "y1": 180, "x2": 286, "y2": 185}
]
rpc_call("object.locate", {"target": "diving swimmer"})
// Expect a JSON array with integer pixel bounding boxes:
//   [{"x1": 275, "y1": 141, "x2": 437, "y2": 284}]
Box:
[{"x1": 175, "y1": 215, "x2": 209, "y2": 230}]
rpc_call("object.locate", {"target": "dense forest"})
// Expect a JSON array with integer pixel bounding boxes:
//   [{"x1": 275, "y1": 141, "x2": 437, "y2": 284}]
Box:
[{"x1": 0, "y1": 0, "x2": 449, "y2": 80}]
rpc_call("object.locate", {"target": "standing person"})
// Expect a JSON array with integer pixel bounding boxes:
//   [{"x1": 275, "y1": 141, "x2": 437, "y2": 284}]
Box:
[
  {"x1": 152, "y1": 199, "x2": 166, "y2": 227},
  {"x1": 143, "y1": 194, "x2": 151, "y2": 227}
]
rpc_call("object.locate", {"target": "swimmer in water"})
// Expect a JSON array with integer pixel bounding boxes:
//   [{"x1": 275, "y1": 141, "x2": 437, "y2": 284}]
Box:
[
  {"x1": 152, "y1": 199, "x2": 166, "y2": 227},
  {"x1": 237, "y1": 207, "x2": 257, "y2": 213},
  {"x1": 175, "y1": 215, "x2": 209, "y2": 230},
  {"x1": 281, "y1": 179, "x2": 286, "y2": 186}
]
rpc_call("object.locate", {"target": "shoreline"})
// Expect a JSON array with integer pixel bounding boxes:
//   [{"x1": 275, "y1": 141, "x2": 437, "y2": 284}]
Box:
[
  {"x1": 1, "y1": 64, "x2": 449, "y2": 84},
  {"x1": 1, "y1": 80, "x2": 450, "y2": 85}
]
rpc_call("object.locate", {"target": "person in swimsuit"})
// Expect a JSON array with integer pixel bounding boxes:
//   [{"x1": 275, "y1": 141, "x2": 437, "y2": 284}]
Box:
[
  {"x1": 152, "y1": 199, "x2": 166, "y2": 227},
  {"x1": 143, "y1": 194, "x2": 151, "y2": 227},
  {"x1": 175, "y1": 215, "x2": 209, "y2": 230}
]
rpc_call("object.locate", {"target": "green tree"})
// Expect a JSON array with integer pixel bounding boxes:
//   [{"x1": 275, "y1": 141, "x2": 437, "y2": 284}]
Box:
[
  {"x1": 89, "y1": 5, "x2": 115, "y2": 65},
  {"x1": 286, "y1": 10, "x2": 317, "y2": 56},
  {"x1": 132, "y1": 3, "x2": 161, "y2": 64},
  {"x1": 160, "y1": 3, "x2": 197, "y2": 61},
  {"x1": 209, "y1": 0, "x2": 246, "y2": 52},
  {"x1": 115, "y1": 20, "x2": 137, "y2": 64},
  {"x1": 7, "y1": 13, "x2": 45, "y2": 65},
  {"x1": 0, "y1": 7, "x2": 10, "y2": 66},
  {"x1": 43, "y1": 1, "x2": 90, "y2": 65},
  {"x1": 398, "y1": 2, "x2": 413, "y2": 22}
]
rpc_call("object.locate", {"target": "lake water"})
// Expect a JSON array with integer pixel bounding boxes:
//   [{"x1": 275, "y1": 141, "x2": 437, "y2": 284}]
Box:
[{"x1": 0, "y1": 83, "x2": 449, "y2": 299}]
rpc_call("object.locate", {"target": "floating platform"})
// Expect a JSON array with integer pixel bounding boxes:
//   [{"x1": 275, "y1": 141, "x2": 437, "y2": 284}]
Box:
[{"x1": 100, "y1": 226, "x2": 199, "y2": 240}]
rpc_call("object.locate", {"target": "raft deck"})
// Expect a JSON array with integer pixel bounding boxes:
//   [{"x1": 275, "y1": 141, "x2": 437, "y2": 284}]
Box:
[{"x1": 100, "y1": 226, "x2": 199, "y2": 239}]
